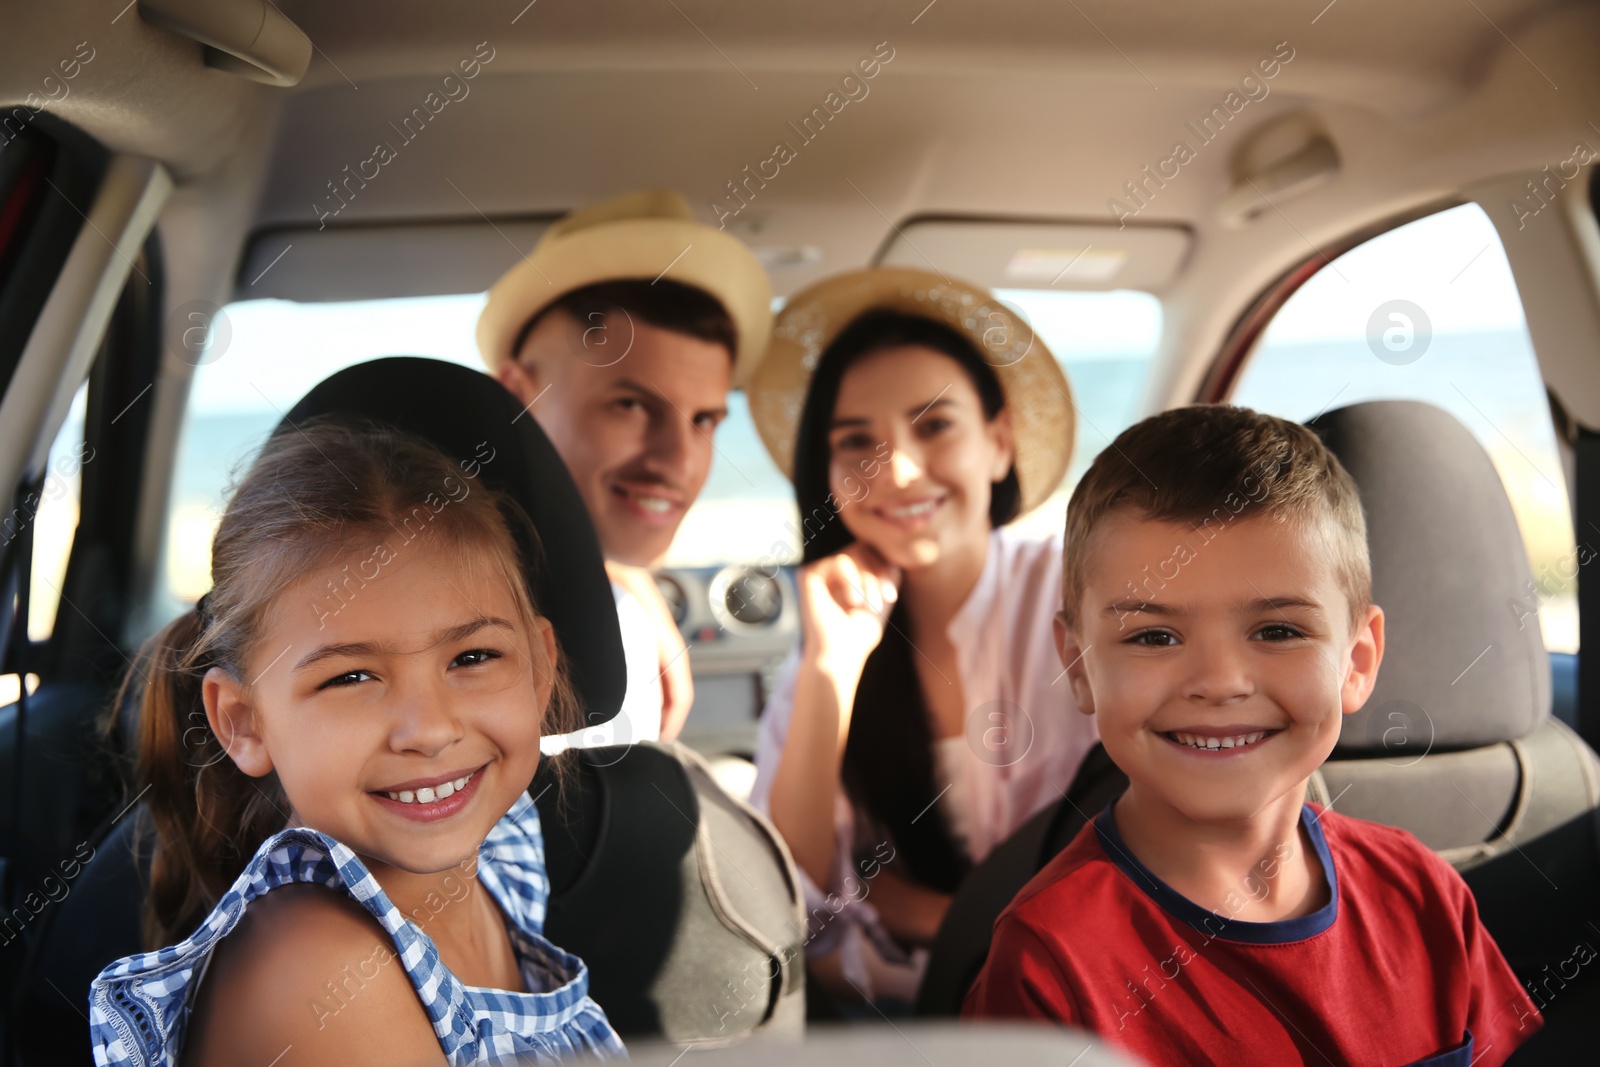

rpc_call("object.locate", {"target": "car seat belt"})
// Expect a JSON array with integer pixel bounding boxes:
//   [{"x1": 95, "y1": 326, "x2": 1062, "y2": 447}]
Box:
[{"x1": 1576, "y1": 426, "x2": 1600, "y2": 752}]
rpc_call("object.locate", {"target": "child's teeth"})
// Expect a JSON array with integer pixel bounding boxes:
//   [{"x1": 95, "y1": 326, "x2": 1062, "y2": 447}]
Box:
[
  {"x1": 384, "y1": 771, "x2": 474, "y2": 804},
  {"x1": 637, "y1": 496, "x2": 670, "y2": 513},
  {"x1": 1171, "y1": 732, "x2": 1269, "y2": 750}
]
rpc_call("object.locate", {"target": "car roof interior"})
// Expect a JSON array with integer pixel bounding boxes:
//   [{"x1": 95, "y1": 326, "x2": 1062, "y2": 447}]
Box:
[{"x1": 12, "y1": 1, "x2": 1600, "y2": 426}]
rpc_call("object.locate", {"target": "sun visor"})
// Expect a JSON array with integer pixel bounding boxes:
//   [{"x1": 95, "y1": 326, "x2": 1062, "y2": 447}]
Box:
[
  {"x1": 235, "y1": 219, "x2": 555, "y2": 303},
  {"x1": 876, "y1": 219, "x2": 1190, "y2": 292}
]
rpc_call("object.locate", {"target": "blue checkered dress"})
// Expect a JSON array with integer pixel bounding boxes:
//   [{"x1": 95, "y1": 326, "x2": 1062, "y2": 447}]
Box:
[{"x1": 88, "y1": 793, "x2": 624, "y2": 1065}]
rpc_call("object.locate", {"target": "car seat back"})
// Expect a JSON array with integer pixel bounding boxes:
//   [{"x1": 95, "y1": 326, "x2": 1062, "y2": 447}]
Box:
[
  {"x1": 1308, "y1": 401, "x2": 1600, "y2": 1061},
  {"x1": 534, "y1": 740, "x2": 806, "y2": 1045},
  {"x1": 1308, "y1": 400, "x2": 1593, "y2": 857}
]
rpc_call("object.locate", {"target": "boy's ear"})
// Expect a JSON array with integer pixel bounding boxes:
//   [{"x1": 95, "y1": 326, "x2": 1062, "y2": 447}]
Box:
[
  {"x1": 1340, "y1": 604, "x2": 1386, "y2": 715},
  {"x1": 1054, "y1": 610, "x2": 1096, "y2": 717},
  {"x1": 203, "y1": 666, "x2": 275, "y2": 777}
]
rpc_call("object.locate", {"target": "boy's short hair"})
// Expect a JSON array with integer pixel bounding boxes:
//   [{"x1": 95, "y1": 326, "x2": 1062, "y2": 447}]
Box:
[{"x1": 1062, "y1": 404, "x2": 1370, "y2": 628}]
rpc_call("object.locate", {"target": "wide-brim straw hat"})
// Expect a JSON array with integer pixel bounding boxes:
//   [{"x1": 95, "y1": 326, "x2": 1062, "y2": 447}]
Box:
[
  {"x1": 476, "y1": 190, "x2": 774, "y2": 386},
  {"x1": 746, "y1": 267, "x2": 1075, "y2": 516}
]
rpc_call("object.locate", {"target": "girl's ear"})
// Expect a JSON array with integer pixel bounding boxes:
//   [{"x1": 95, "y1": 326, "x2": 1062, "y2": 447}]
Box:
[
  {"x1": 530, "y1": 615, "x2": 558, "y2": 710},
  {"x1": 203, "y1": 666, "x2": 274, "y2": 777},
  {"x1": 988, "y1": 406, "x2": 1016, "y2": 483}
]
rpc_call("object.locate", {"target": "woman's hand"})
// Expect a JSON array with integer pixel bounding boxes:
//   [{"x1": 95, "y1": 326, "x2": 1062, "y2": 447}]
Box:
[
  {"x1": 774, "y1": 543, "x2": 900, "y2": 889},
  {"x1": 797, "y1": 542, "x2": 902, "y2": 679}
]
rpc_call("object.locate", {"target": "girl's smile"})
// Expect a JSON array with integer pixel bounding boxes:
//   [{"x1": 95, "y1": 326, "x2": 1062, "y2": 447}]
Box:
[
  {"x1": 206, "y1": 540, "x2": 553, "y2": 880},
  {"x1": 371, "y1": 762, "x2": 489, "y2": 821}
]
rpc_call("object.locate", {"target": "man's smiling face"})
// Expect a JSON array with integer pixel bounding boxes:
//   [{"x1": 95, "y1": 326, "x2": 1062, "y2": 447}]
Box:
[
  {"x1": 503, "y1": 308, "x2": 732, "y2": 568},
  {"x1": 1057, "y1": 509, "x2": 1384, "y2": 824}
]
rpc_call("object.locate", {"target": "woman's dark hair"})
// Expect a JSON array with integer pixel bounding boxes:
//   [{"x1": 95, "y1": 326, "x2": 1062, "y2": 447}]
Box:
[{"x1": 790, "y1": 309, "x2": 1020, "y2": 893}]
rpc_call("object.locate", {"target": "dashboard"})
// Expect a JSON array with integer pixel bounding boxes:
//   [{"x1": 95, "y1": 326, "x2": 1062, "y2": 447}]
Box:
[{"x1": 654, "y1": 564, "x2": 799, "y2": 758}]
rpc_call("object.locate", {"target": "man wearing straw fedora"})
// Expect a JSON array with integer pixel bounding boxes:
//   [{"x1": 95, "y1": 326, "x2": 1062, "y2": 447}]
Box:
[{"x1": 477, "y1": 190, "x2": 773, "y2": 751}]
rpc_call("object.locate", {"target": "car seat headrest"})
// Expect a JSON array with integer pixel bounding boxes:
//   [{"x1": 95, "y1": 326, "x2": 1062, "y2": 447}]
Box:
[
  {"x1": 281, "y1": 356, "x2": 626, "y2": 730},
  {"x1": 1308, "y1": 399, "x2": 1549, "y2": 754}
]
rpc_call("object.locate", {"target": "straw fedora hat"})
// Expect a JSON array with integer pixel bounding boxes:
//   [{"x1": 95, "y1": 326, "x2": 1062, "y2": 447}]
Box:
[
  {"x1": 476, "y1": 190, "x2": 774, "y2": 386},
  {"x1": 745, "y1": 267, "x2": 1075, "y2": 516}
]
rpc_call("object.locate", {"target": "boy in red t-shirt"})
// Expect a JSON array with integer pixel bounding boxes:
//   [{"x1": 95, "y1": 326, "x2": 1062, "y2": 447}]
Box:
[{"x1": 963, "y1": 405, "x2": 1540, "y2": 1066}]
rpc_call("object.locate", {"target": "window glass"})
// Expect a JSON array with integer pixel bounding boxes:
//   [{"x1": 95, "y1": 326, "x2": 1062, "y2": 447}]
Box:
[
  {"x1": 1230, "y1": 203, "x2": 1575, "y2": 652},
  {"x1": 162, "y1": 288, "x2": 1161, "y2": 601},
  {"x1": 998, "y1": 289, "x2": 1162, "y2": 543},
  {"x1": 19, "y1": 381, "x2": 90, "y2": 641},
  {"x1": 162, "y1": 295, "x2": 486, "y2": 616}
]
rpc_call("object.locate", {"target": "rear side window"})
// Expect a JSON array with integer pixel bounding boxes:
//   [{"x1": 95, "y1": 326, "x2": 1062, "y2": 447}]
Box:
[
  {"x1": 1229, "y1": 204, "x2": 1575, "y2": 652},
  {"x1": 161, "y1": 295, "x2": 487, "y2": 614}
]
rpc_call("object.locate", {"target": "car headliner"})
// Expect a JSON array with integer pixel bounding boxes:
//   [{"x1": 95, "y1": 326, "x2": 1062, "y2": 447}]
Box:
[{"x1": 4, "y1": 0, "x2": 1600, "y2": 424}]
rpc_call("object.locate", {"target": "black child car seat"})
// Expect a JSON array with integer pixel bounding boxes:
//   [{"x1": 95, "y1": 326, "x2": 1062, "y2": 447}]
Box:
[{"x1": 11, "y1": 358, "x2": 804, "y2": 1062}]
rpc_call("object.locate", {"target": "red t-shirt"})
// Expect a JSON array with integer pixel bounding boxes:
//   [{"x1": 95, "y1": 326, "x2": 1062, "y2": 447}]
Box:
[{"x1": 963, "y1": 803, "x2": 1540, "y2": 1066}]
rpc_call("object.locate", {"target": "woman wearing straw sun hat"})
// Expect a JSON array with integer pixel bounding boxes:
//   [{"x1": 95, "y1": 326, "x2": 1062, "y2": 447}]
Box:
[{"x1": 745, "y1": 267, "x2": 1100, "y2": 1008}]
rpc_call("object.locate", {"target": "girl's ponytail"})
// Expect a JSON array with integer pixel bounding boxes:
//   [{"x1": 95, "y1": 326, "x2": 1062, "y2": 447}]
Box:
[{"x1": 115, "y1": 605, "x2": 288, "y2": 948}]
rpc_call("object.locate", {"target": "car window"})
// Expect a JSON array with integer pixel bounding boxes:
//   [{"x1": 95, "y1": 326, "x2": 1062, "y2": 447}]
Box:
[
  {"x1": 162, "y1": 288, "x2": 1162, "y2": 608},
  {"x1": 14, "y1": 379, "x2": 89, "y2": 642},
  {"x1": 998, "y1": 289, "x2": 1162, "y2": 543},
  {"x1": 1229, "y1": 203, "x2": 1576, "y2": 652},
  {"x1": 161, "y1": 295, "x2": 487, "y2": 615}
]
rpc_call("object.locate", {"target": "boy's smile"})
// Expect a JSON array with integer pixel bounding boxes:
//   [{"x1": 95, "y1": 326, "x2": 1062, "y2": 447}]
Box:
[{"x1": 1058, "y1": 509, "x2": 1384, "y2": 826}]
